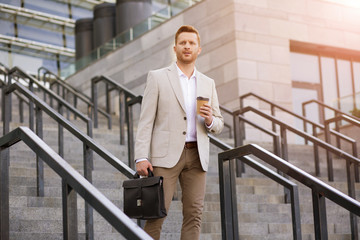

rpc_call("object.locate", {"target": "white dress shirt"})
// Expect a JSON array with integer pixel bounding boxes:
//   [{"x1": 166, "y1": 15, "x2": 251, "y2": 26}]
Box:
[{"x1": 176, "y1": 64, "x2": 197, "y2": 142}]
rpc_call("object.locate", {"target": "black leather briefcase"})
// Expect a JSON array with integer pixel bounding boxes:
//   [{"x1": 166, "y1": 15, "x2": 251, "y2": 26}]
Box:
[{"x1": 122, "y1": 170, "x2": 167, "y2": 220}]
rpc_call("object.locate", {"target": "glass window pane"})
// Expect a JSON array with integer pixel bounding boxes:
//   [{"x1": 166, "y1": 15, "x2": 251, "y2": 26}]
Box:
[
  {"x1": 66, "y1": 35, "x2": 75, "y2": 49},
  {"x1": 321, "y1": 57, "x2": 338, "y2": 113},
  {"x1": 337, "y1": 59, "x2": 353, "y2": 113},
  {"x1": 17, "y1": 24, "x2": 63, "y2": 46},
  {"x1": 353, "y1": 62, "x2": 360, "y2": 93},
  {"x1": 24, "y1": 0, "x2": 69, "y2": 18},
  {"x1": 11, "y1": 52, "x2": 43, "y2": 74},
  {"x1": 0, "y1": 50, "x2": 10, "y2": 68},
  {"x1": 353, "y1": 62, "x2": 360, "y2": 109},
  {"x1": 337, "y1": 59, "x2": 352, "y2": 97},
  {"x1": 1, "y1": 0, "x2": 21, "y2": 7},
  {"x1": 0, "y1": 19, "x2": 14, "y2": 36},
  {"x1": 71, "y1": 6, "x2": 92, "y2": 20},
  {"x1": 291, "y1": 52, "x2": 320, "y2": 83}
]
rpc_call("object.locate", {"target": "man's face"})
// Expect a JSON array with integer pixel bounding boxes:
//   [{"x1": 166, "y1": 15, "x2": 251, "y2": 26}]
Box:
[{"x1": 174, "y1": 32, "x2": 201, "y2": 65}]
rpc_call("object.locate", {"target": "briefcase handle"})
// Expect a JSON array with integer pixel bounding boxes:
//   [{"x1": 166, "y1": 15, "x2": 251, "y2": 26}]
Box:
[{"x1": 134, "y1": 168, "x2": 154, "y2": 179}]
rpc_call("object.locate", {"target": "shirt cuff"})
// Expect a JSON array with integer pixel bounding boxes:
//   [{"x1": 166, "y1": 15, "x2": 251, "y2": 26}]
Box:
[
  {"x1": 135, "y1": 158, "x2": 148, "y2": 163},
  {"x1": 205, "y1": 119, "x2": 214, "y2": 129}
]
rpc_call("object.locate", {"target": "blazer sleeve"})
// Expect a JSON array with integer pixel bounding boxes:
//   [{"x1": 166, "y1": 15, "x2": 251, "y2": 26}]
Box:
[
  {"x1": 134, "y1": 71, "x2": 159, "y2": 161},
  {"x1": 207, "y1": 80, "x2": 224, "y2": 135}
]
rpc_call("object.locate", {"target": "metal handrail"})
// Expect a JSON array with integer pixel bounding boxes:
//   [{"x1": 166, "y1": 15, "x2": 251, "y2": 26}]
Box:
[
  {"x1": 239, "y1": 92, "x2": 358, "y2": 176},
  {"x1": 209, "y1": 135, "x2": 301, "y2": 239},
  {"x1": 218, "y1": 143, "x2": 360, "y2": 240},
  {"x1": 324, "y1": 114, "x2": 360, "y2": 184},
  {"x1": 239, "y1": 105, "x2": 359, "y2": 238},
  {"x1": 303, "y1": 98, "x2": 360, "y2": 122},
  {"x1": 0, "y1": 126, "x2": 151, "y2": 240},
  {"x1": 37, "y1": 67, "x2": 112, "y2": 129},
  {"x1": 0, "y1": 63, "x2": 9, "y2": 122},
  {"x1": 303, "y1": 99, "x2": 360, "y2": 148},
  {"x1": 8, "y1": 66, "x2": 91, "y2": 134},
  {"x1": 91, "y1": 75, "x2": 140, "y2": 168},
  {"x1": 240, "y1": 106, "x2": 359, "y2": 180},
  {"x1": 220, "y1": 105, "x2": 280, "y2": 154},
  {"x1": 3, "y1": 82, "x2": 136, "y2": 239}
]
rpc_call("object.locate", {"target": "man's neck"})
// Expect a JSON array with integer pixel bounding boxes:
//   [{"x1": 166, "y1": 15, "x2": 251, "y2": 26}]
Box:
[{"x1": 177, "y1": 62, "x2": 195, "y2": 78}]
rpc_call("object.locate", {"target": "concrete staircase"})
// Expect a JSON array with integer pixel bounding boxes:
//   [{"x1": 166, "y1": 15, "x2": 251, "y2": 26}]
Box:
[{"x1": 2, "y1": 92, "x2": 360, "y2": 239}]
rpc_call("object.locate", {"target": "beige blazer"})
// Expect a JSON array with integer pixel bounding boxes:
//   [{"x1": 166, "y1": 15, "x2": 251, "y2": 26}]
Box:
[{"x1": 134, "y1": 63, "x2": 224, "y2": 171}]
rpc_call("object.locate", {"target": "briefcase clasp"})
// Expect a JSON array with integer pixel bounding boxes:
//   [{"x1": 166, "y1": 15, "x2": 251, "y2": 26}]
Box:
[{"x1": 137, "y1": 199, "x2": 142, "y2": 207}]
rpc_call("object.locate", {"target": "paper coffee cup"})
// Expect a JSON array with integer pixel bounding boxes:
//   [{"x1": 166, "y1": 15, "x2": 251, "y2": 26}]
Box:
[{"x1": 197, "y1": 96, "x2": 209, "y2": 115}]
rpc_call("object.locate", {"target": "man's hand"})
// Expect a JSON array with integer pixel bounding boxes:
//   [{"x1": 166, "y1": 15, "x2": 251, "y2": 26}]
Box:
[
  {"x1": 136, "y1": 160, "x2": 153, "y2": 176},
  {"x1": 199, "y1": 103, "x2": 213, "y2": 126}
]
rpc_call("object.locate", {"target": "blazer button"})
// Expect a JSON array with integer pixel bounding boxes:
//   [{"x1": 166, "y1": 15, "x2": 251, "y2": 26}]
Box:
[
  {"x1": 183, "y1": 131, "x2": 186, "y2": 135},
  {"x1": 184, "y1": 117, "x2": 187, "y2": 120}
]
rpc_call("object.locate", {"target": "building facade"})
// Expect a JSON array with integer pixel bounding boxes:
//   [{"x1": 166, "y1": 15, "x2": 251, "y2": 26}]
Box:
[
  {"x1": 2, "y1": 0, "x2": 360, "y2": 143},
  {"x1": 66, "y1": 0, "x2": 360, "y2": 142}
]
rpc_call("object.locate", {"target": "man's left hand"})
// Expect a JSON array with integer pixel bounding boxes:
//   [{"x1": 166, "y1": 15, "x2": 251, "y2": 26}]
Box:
[{"x1": 199, "y1": 103, "x2": 213, "y2": 126}]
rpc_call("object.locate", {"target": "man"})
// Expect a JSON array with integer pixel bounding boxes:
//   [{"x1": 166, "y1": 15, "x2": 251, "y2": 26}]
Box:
[{"x1": 135, "y1": 25, "x2": 224, "y2": 240}]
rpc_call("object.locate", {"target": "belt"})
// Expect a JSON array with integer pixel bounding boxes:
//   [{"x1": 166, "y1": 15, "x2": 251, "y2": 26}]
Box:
[{"x1": 184, "y1": 142, "x2": 197, "y2": 149}]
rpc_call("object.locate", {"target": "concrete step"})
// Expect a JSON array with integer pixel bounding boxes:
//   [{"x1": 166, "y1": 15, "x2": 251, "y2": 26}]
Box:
[{"x1": 3, "y1": 103, "x2": 360, "y2": 240}]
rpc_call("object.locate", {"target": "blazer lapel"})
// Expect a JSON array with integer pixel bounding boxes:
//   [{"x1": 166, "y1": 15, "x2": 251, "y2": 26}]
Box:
[{"x1": 167, "y1": 63, "x2": 186, "y2": 112}]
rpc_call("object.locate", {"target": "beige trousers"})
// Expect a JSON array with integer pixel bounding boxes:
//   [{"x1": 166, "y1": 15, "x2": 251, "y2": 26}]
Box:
[{"x1": 144, "y1": 147, "x2": 207, "y2": 240}]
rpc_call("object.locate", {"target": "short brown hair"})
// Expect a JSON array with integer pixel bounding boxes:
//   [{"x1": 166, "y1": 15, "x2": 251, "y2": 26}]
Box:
[{"x1": 175, "y1": 25, "x2": 201, "y2": 46}]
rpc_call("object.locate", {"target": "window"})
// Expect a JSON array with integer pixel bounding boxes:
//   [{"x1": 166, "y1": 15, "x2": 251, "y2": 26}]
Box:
[{"x1": 290, "y1": 40, "x2": 360, "y2": 123}]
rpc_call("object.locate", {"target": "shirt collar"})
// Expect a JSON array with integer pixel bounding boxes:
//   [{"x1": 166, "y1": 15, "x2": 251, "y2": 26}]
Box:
[{"x1": 176, "y1": 63, "x2": 197, "y2": 79}]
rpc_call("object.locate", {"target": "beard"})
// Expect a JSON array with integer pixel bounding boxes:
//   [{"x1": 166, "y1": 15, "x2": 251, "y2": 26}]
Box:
[{"x1": 176, "y1": 51, "x2": 198, "y2": 64}]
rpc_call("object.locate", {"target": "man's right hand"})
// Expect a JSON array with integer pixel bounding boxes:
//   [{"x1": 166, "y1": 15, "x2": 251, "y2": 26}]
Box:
[{"x1": 136, "y1": 160, "x2": 153, "y2": 176}]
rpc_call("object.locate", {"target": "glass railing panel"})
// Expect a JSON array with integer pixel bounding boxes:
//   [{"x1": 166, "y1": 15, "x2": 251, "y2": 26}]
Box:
[
  {"x1": 115, "y1": 30, "x2": 132, "y2": 46},
  {"x1": 133, "y1": 20, "x2": 151, "y2": 39}
]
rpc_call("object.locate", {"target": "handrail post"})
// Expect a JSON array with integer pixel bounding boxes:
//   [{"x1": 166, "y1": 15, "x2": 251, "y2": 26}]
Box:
[
  {"x1": 27, "y1": 78, "x2": 35, "y2": 131},
  {"x1": 312, "y1": 190, "x2": 328, "y2": 240},
  {"x1": 270, "y1": 105, "x2": 276, "y2": 133},
  {"x1": 91, "y1": 78, "x2": 98, "y2": 128},
  {"x1": 126, "y1": 96, "x2": 135, "y2": 169},
  {"x1": 273, "y1": 135, "x2": 281, "y2": 157},
  {"x1": 7, "y1": 74, "x2": 12, "y2": 122},
  {"x1": 218, "y1": 157, "x2": 239, "y2": 240},
  {"x1": 58, "y1": 104, "x2": 64, "y2": 157},
  {"x1": 35, "y1": 106, "x2": 45, "y2": 197},
  {"x1": 3, "y1": 86, "x2": 11, "y2": 135},
  {"x1": 106, "y1": 83, "x2": 111, "y2": 115},
  {"x1": 312, "y1": 125, "x2": 320, "y2": 177},
  {"x1": 352, "y1": 141, "x2": 359, "y2": 183},
  {"x1": 302, "y1": 102, "x2": 308, "y2": 145},
  {"x1": 83, "y1": 143, "x2": 94, "y2": 240},
  {"x1": 290, "y1": 186, "x2": 302, "y2": 240},
  {"x1": 324, "y1": 122, "x2": 334, "y2": 181},
  {"x1": 1, "y1": 83, "x2": 4, "y2": 122},
  {"x1": 335, "y1": 112, "x2": 341, "y2": 149},
  {"x1": 280, "y1": 125, "x2": 288, "y2": 161},
  {"x1": 62, "y1": 180, "x2": 78, "y2": 240},
  {"x1": 0, "y1": 147, "x2": 10, "y2": 240},
  {"x1": 346, "y1": 159, "x2": 358, "y2": 240},
  {"x1": 119, "y1": 90, "x2": 125, "y2": 145},
  {"x1": 234, "y1": 113, "x2": 244, "y2": 177},
  {"x1": 74, "y1": 95, "x2": 78, "y2": 120},
  {"x1": 279, "y1": 125, "x2": 291, "y2": 203},
  {"x1": 19, "y1": 98, "x2": 24, "y2": 123}
]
